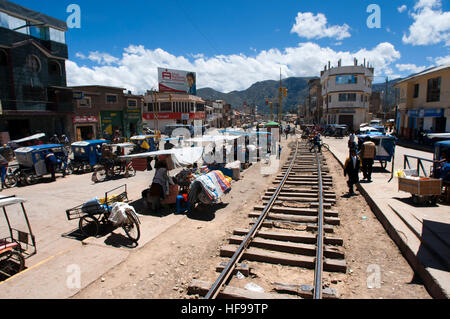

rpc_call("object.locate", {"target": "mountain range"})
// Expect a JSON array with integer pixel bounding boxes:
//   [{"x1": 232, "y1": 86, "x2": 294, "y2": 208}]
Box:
[{"x1": 197, "y1": 77, "x2": 402, "y2": 114}]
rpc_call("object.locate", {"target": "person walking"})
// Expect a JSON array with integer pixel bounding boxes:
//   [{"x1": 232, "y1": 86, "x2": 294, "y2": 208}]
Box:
[
  {"x1": 348, "y1": 130, "x2": 357, "y2": 153},
  {"x1": 359, "y1": 137, "x2": 376, "y2": 182},
  {"x1": 344, "y1": 148, "x2": 361, "y2": 196}
]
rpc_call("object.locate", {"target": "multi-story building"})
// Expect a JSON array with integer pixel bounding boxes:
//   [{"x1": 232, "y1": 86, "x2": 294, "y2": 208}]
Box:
[
  {"x1": 0, "y1": 0, "x2": 73, "y2": 142},
  {"x1": 142, "y1": 92, "x2": 206, "y2": 132},
  {"x1": 393, "y1": 64, "x2": 450, "y2": 140},
  {"x1": 69, "y1": 85, "x2": 143, "y2": 141},
  {"x1": 320, "y1": 59, "x2": 374, "y2": 130},
  {"x1": 306, "y1": 78, "x2": 322, "y2": 124}
]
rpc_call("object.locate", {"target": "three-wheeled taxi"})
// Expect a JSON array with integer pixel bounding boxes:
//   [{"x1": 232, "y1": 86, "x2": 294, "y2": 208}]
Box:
[
  {"x1": 129, "y1": 135, "x2": 159, "y2": 154},
  {"x1": 357, "y1": 133, "x2": 397, "y2": 169},
  {"x1": 13, "y1": 144, "x2": 72, "y2": 185},
  {"x1": 0, "y1": 195, "x2": 36, "y2": 277},
  {"x1": 71, "y1": 140, "x2": 110, "y2": 173}
]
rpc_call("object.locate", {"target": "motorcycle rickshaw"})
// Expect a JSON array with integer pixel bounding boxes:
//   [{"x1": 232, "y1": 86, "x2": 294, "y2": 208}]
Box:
[
  {"x1": 357, "y1": 133, "x2": 397, "y2": 169},
  {"x1": 13, "y1": 144, "x2": 73, "y2": 185},
  {"x1": 129, "y1": 135, "x2": 159, "y2": 154},
  {"x1": 71, "y1": 140, "x2": 110, "y2": 173},
  {"x1": 0, "y1": 195, "x2": 36, "y2": 277},
  {"x1": 91, "y1": 143, "x2": 136, "y2": 183}
]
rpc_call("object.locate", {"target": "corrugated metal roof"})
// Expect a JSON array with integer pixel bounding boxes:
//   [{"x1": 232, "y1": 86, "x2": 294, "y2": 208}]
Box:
[
  {"x1": 394, "y1": 64, "x2": 450, "y2": 85},
  {"x1": 0, "y1": 0, "x2": 67, "y2": 31}
]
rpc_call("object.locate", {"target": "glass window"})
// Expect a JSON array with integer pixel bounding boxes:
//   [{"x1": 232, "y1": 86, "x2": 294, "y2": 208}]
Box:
[
  {"x1": 26, "y1": 55, "x2": 41, "y2": 73},
  {"x1": 160, "y1": 102, "x2": 171, "y2": 112},
  {"x1": 338, "y1": 93, "x2": 356, "y2": 102},
  {"x1": 49, "y1": 28, "x2": 66, "y2": 44},
  {"x1": 413, "y1": 84, "x2": 419, "y2": 98},
  {"x1": 127, "y1": 99, "x2": 137, "y2": 108},
  {"x1": 427, "y1": 77, "x2": 440, "y2": 102},
  {"x1": 0, "y1": 12, "x2": 9, "y2": 28},
  {"x1": 106, "y1": 94, "x2": 118, "y2": 104},
  {"x1": 8, "y1": 16, "x2": 28, "y2": 34},
  {"x1": 336, "y1": 75, "x2": 357, "y2": 85},
  {"x1": 30, "y1": 25, "x2": 49, "y2": 40},
  {"x1": 196, "y1": 103, "x2": 205, "y2": 111}
]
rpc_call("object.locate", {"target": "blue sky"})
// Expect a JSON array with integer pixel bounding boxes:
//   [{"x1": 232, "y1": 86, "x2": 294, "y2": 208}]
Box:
[{"x1": 12, "y1": 0, "x2": 450, "y2": 93}]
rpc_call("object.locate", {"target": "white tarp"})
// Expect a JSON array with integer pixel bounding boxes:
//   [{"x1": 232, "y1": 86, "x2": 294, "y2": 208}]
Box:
[
  {"x1": 12, "y1": 133, "x2": 45, "y2": 144},
  {"x1": 427, "y1": 133, "x2": 450, "y2": 139},
  {"x1": 119, "y1": 147, "x2": 204, "y2": 167},
  {"x1": 186, "y1": 135, "x2": 240, "y2": 143}
]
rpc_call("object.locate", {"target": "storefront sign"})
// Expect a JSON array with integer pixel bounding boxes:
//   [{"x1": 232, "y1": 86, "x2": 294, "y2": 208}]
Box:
[
  {"x1": 407, "y1": 108, "x2": 444, "y2": 118},
  {"x1": 143, "y1": 112, "x2": 205, "y2": 120},
  {"x1": 73, "y1": 115, "x2": 98, "y2": 123},
  {"x1": 73, "y1": 91, "x2": 84, "y2": 100}
]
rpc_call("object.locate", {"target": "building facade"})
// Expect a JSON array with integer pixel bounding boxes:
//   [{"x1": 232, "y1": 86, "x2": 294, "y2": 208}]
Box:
[
  {"x1": 0, "y1": 0, "x2": 73, "y2": 142},
  {"x1": 320, "y1": 59, "x2": 373, "y2": 130},
  {"x1": 70, "y1": 85, "x2": 143, "y2": 141},
  {"x1": 393, "y1": 64, "x2": 450, "y2": 140},
  {"x1": 142, "y1": 92, "x2": 206, "y2": 132},
  {"x1": 306, "y1": 78, "x2": 322, "y2": 124}
]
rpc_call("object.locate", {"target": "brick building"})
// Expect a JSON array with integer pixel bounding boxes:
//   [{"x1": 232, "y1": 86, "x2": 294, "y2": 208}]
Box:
[{"x1": 69, "y1": 85, "x2": 143, "y2": 141}]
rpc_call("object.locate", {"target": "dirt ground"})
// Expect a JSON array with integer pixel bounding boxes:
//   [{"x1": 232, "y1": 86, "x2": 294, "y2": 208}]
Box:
[{"x1": 72, "y1": 137, "x2": 432, "y2": 299}]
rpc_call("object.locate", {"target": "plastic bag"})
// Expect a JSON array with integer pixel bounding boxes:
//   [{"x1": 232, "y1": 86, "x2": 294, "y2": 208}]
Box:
[{"x1": 108, "y1": 202, "x2": 132, "y2": 227}]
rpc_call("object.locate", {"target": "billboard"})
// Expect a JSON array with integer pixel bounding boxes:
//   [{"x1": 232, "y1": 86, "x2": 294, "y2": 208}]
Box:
[{"x1": 158, "y1": 68, "x2": 196, "y2": 95}]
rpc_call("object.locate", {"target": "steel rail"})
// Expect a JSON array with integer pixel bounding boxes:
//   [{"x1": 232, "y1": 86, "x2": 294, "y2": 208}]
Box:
[
  {"x1": 313, "y1": 150, "x2": 324, "y2": 299},
  {"x1": 205, "y1": 139, "x2": 300, "y2": 299}
]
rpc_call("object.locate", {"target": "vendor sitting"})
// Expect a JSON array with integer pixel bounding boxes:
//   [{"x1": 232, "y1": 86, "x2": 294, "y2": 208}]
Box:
[{"x1": 147, "y1": 159, "x2": 175, "y2": 215}]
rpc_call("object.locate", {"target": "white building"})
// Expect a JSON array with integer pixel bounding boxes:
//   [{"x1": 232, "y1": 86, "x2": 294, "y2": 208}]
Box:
[{"x1": 320, "y1": 59, "x2": 374, "y2": 130}]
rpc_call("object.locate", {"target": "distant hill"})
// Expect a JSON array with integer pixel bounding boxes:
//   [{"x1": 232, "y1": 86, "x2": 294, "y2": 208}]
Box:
[
  {"x1": 197, "y1": 76, "x2": 402, "y2": 114},
  {"x1": 197, "y1": 77, "x2": 315, "y2": 114}
]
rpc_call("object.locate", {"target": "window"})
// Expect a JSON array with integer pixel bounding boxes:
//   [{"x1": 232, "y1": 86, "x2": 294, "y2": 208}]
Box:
[
  {"x1": 196, "y1": 103, "x2": 205, "y2": 111},
  {"x1": 127, "y1": 99, "x2": 137, "y2": 108},
  {"x1": 8, "y1": 16, "x2": 28, "y2": 34},
  {"x1": 79, "y1": 97, "x2": 91, "y2": 108},
  {"x1": 26, "y1": 55, "x2": 41, "y2": 73},
  {"x1": 30, "y1": 25, "x2": 49, "y2": 41},
  {"x1": 0, "y1": 12, "x2": 9, "y2": 28},
  {"x1": 49, "y1": 28, "x2": 66, "y2": 44},
  {"x1": 427, "y1": 77, "x2": 440, "y2": 102},
  {"x1": 190, "y1": 102, "x2": 195, "y2": 112},
  {"x1": 338, "y1": 93, "x2": 356, "y2": 102},
  {"x1": 0, "y1": 49, "x2": 7, "y2": 66},
  {"x1": 413, "y1": 84, "x2": 419, "y2": 98},
  {"x1": 160, "y1": 102, "x2": 172, "y2": 112},
  {"x1": 106, "y1": 94, "x2": 118, "y2": 104},
  {"x1": 48, "y1": 60, "x2": 61, "y2": 76},
  {"x1": 336, "y1": 75, "x2": 357, "y2": 85}
]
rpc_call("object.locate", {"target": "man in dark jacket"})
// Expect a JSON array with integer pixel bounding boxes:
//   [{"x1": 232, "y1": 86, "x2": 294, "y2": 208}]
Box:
[
  {"x1": 344, "y1": 148, "x2": 361, "y2": 195},
  {"x1": 45, "y1": 151, "x2": 58, "y2": 181}
]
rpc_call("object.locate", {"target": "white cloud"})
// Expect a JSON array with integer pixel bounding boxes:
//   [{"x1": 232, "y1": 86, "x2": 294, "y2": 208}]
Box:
[
  {"x1": 398, "y1": 5, "x2": 407, "y2": 13},
  {"x1": 402, "y1": 0, "x2": 450, "y2": 46},
  {"x1": 67, "y1": 42, "x2": 401, "y2": 94},
  {"x1": 395, "y1": 63, "x2": 427, "y2": 73},
  {"x1": 75, "y1": 50, "x2": 119, "y2": 65},
  {"x1": 290, "y1": 12, "x2": 351, "y2": 40},
  {"x1": 433, "y1": 55, "x2": 450, "y2": 65}
]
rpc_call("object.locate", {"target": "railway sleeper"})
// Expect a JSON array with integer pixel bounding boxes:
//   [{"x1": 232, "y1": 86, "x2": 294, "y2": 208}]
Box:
[
  {"x1": 228, "y1": 235, "x2": 345, "y2": 259},
  {"x1": 220, "y1": 245, "x2": 347, "y2": 273}
]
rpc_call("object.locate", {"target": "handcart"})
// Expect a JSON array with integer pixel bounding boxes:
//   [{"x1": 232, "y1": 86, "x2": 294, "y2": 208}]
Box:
[
  {"x1": 65, "y1": 185, "x2": 141, "y2": 242},
  {"x1": 0, "y1": 195, "x2": 36, "y2": 277}
]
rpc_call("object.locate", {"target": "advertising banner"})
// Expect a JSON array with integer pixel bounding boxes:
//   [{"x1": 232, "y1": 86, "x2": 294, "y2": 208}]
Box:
[
  {"x1": 158, "y1": 68, "x2": 196, "y2": 95},
  {"x1": 143, "y1": 112, "x2": 205, "y2": 120}
]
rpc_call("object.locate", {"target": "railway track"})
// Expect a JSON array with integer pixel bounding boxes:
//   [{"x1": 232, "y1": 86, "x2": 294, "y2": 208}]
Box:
[{"x1": 187, "y1": 138, "x2": 347, "y2": 299}]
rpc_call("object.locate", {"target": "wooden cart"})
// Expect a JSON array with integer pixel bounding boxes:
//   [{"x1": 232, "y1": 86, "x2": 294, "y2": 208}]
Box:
[{"x1": 398, "y1": 177, "x2": 442, "y2": 205}]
